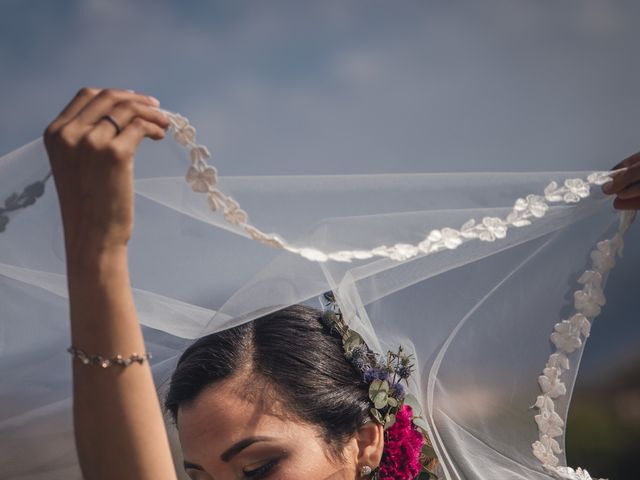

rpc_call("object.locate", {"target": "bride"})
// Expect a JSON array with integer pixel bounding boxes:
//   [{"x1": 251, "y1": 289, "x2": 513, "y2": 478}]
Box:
[{"x1": 41, "y1": 87, "x2": 639, "y2": 480}]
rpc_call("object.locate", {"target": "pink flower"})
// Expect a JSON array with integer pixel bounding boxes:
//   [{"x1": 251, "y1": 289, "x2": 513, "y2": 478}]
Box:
[{"x1": 378, "y1": 405, "x2": 424, "y2": 480}]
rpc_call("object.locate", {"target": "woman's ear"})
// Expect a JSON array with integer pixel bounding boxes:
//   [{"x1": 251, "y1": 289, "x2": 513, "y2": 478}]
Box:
[{"x1": 355, "y1": 421, "x2": 384, "y2": 472}]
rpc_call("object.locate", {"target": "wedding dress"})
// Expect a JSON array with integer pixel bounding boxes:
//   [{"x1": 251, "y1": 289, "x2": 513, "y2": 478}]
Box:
[{"x1": 0, "y1": 109, "x2": 634, "y2": 480}]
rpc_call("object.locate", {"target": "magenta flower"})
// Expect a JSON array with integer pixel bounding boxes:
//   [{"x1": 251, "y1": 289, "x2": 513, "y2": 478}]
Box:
[{"x1": 378, "y1": 405, "x2": 424, "y2": 479}]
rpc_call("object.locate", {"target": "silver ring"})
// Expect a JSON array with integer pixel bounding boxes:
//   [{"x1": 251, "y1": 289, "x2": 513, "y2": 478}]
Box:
[{"x1": 100, "y1": 114, "x2": 122, "y2": 135}]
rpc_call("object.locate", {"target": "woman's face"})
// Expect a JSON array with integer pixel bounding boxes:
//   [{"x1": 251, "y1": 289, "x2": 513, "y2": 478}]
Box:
[{"x1": 177, "y1": 373, "x2": 359, "y2": 480}]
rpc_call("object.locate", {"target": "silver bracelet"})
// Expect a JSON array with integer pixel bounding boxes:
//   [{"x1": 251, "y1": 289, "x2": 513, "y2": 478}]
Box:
[{"x1": 66, "y1": 346, "x2": 152, "y2": 368}]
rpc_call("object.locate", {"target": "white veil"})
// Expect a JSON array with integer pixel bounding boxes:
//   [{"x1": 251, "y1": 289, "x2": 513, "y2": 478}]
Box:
[{"x1": 0, "y1": 110, "x2": 635, "y2": 480}]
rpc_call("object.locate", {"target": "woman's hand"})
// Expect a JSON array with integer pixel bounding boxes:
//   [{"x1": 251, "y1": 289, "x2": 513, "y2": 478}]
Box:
[
  {"x1": 603, "y1": 151, "x2": 640, "y2": 210},
  {"x1": 43, "y1": 87, "x2": 170, "y2": 264}
]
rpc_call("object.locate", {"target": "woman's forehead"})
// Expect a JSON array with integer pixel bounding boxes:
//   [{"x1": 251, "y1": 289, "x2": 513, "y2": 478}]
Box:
[{"x1": 176, "y1": 374, "x2": 299, "y2": 444}]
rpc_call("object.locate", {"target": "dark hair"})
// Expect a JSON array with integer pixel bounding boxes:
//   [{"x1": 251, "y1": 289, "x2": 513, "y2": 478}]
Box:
[{"x1": 163, "y1": 304, "x2": 371, "y2": 453}]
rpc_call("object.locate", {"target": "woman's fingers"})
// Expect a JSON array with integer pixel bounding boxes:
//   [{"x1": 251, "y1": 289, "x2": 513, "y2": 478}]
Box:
[
  {"x1": 44, "y1": 87, "x2": 102, "y2": 135},
  {"x1": 602, "y1": 162, "x2": 640, "y2": 195},
  {"x1": 45, "y1": 86, "x2": 170, "y2": 160},
  {"x1": 44, "y1": 88, "x2": 162, "y2": 149},
  {"x1": 109, "y1": 100, "x2": 170, "y2": 131},
  {"x1": 88, "y1": 100, "x2": 170, "y2": 148},
  {"x1": 617, "y1": 180, "x2": 640, "y2": 200},
  {"x1": 601, "y1": 150, "x2": 640, "y2": 210},
  {"x1": 613, "y1": 195, "x2": 640, "y2": 211},
  {"x1": 610, "y1": 151, "x2": 640, "y2": 171},
  {"x1": 57, "y1": 87, "x2": 102, "y2": 123},
  {"x1": 112, "y1": 117, "x2": 168, "y2": 159},
  {"x1": 72, "y1": 88, "x2": 159, "y2": 129}
]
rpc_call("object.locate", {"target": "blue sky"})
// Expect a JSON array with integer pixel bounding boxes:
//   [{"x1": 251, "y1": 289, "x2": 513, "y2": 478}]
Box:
[{"x1": 1, "y1": 0, "x2": 639, "y2": 378}]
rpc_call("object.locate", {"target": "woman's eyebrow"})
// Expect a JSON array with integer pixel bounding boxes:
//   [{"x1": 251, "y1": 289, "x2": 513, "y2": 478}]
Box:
[
  {"x1": 183, "y1": 436, "x2": 276, "y2": 470},
  {"x1": 220, "y1": 436, "x2": 275, "y2": 462}
]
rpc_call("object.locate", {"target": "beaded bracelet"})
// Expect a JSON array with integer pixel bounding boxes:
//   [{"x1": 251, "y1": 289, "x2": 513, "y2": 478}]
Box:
[{"x1": 66, "y1": 346, "x2": 152, "y2": 368}]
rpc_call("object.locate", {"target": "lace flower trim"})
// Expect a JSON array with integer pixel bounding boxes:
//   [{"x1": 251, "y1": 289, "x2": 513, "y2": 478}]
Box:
[
  {"x1": 531, "y1": 209, "x2": 636, "y2": 480},
  {"x1": 162, "y1": 109, "x2": 636, "y2": 477},
  {"x1": 160, "y1": 109, "x2": 628, "y2": 265}
]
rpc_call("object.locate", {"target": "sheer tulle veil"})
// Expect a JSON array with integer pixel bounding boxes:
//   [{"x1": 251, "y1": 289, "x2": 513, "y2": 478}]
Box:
[{"x1": 0, "y1": 109, "x2": 635, "y2": 480}]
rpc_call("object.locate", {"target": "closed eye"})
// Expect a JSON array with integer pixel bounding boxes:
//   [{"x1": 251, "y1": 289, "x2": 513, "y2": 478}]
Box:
[{"x1": 243, "y1": 458, "x2": 280, "y2": 478}]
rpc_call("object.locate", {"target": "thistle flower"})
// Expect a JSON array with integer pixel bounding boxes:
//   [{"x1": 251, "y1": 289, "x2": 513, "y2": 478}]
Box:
[
  {"x1": 364, "y1": 367, "x2": 390, "y2": 383},
  {"x1": 351, "y1": 344, "x2": 369, "y2": 360},
  {"x1": 397, "y1": 365, "x2": 412, "y2": 379},
  {"x1": 352, "y1": 355, "x2": 370, "y2": 371},
  {"x1": 392, "y1": 382, "x2": 406, "y2": 400}
]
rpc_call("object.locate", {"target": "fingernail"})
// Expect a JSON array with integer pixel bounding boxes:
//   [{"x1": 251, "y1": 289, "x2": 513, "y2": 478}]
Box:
[
  {"x1": 148, "y1": 96, "x2": 161, "y2": 106},
  {"x1": 125, "y1": 89, "x2": 135, "y2": 93},
  {"x1": 159, "y1": 111, "x2": 170, "y2": 124},
  {"x1": 602, "y1": 182, "x2": 613, "y2": 194},
  {"x1": 611, "y1": 166, "x2": 629, "y2": 175}
]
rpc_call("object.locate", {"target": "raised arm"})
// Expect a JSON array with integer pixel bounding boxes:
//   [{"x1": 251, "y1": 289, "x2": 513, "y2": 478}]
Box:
[{"x1": 43, "y1": 87, "x2": 177, "y2": 480}]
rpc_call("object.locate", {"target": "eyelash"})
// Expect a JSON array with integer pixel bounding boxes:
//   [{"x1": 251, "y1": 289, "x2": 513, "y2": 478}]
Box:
[{"x1": 243, "y1": 458, "x2": 280, "y2": 479}]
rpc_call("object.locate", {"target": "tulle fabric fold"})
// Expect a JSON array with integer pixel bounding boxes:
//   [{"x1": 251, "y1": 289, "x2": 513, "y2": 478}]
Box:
[{"x1": 0, "y1": 111, "x2": 633, "y2": 479}]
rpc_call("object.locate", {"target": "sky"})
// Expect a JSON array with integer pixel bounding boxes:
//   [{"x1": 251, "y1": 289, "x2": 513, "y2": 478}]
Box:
[{"x1": 1, "y1": 0, "x2": 639, "y2": 378}]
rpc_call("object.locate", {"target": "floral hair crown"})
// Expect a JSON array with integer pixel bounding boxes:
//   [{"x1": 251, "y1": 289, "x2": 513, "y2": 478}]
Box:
[{"x1": 319, "y1": 291, "x2": 440, "y2": 480}]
